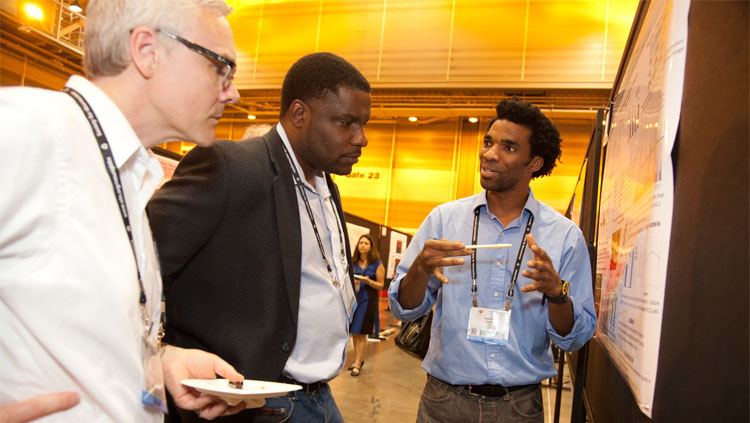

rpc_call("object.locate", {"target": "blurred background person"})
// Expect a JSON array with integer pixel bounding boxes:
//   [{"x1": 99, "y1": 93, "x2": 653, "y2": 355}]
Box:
[{"x1": 349, "y1": 234, "x2": 385, "y2": 376}]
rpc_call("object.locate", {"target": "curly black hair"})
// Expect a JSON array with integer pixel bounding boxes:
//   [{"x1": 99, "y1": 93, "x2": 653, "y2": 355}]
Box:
[
  {"x1": 280, "y1": 52, "x2": 370, "y2": 118},
  {"x1": 489, "y1": 97, "x2": 562, "y2": 179}
]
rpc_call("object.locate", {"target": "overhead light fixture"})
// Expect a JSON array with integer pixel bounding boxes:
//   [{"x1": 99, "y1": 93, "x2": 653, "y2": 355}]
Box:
[
  {"x1": 24, "y1": 3, "x2": 44, "y2": 20},
  {"x1": 69, "y1": 0, "x2": 83, "y2": 12},
  {"x1": 408, "y1": 116, "x2": 418, "y2": 123},
  {"x1": 468, "y1": 117, "x2": 478, "y2": 123},
  {"x1": 247, "y1": 114, "x2": 256, "y2": 120}
]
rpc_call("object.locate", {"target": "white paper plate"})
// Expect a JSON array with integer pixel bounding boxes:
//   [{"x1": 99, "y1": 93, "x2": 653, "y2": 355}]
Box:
[{"x1": 181, "y1": 379, "x2": 302, "y2": 406}]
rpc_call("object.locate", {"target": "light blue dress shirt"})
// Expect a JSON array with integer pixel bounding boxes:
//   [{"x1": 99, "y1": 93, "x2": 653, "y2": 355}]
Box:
[{"x1": 388, "y1": 190, "x2": 597, "y2": 386}]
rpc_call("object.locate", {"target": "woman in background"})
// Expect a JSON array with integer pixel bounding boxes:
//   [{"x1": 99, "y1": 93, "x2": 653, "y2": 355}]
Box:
[{"x1": 349, "y1": 234, "x2": 385, "y2": 376}]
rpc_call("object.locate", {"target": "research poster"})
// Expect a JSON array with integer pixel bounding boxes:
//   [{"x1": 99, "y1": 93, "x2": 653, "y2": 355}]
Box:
[
  {"x1": 594, "y1": 0, "x2": 688, "y2": 417},
  {"x1": 387, "y1": 231, "x2": 408, "y2": 279}
]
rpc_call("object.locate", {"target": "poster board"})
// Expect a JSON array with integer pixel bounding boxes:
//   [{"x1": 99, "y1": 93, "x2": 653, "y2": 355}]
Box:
[
  {"x1": 566, "y1": 110, "x2": 604, "y2": 423},
  {"x1": 385, "y1": 230, "x2": 408, "y2": 279},
  {"x1": 584, "y1": 1, "x2": 749, "y2": 422},
  {"x1": 593, "y1": 0, "x2": 688, "y2": 416}
]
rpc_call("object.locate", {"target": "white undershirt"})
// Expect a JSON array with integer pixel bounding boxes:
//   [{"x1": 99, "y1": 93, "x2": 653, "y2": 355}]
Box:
[{"x1": 276, "y1": 123, "x2": 352, "y2": 383}]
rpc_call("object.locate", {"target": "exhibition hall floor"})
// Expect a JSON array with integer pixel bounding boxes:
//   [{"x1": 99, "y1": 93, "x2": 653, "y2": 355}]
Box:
[{"x1": 330, "y1": 299, "x2": 574, "y2": 422}]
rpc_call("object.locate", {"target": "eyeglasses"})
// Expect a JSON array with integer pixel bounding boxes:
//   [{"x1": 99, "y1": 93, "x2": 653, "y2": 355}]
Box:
[{"x1": 156, "y1": 29, "x2": 236, "y2": 90}]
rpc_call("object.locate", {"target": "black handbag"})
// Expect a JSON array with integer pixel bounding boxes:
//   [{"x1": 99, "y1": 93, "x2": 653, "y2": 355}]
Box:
[{"x1": 394, "y1": 309, "x2": 433, "y2": 359}]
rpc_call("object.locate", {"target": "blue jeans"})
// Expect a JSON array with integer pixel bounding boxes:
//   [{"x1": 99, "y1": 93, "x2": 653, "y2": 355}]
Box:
[
  {"x1": 417, "y1": 374, "x2": 544, "y2": 423},
  {"x1": 243, "y1": 383, "x2": 343, "y2": 423}
]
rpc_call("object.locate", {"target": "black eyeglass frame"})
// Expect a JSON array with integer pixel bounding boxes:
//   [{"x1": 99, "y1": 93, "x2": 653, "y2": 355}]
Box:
[{"x1": 156, "y1": 28, "x2": 236, "y2": 88}]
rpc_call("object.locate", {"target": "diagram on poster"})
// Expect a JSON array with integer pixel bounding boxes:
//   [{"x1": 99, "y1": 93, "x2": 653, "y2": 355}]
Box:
[
  {"x1": 594, "y1": 0, "x2": 688, "y2": 417},
  {"x1": 387, "y1": 231, "x2": 408, "y2": 279}
]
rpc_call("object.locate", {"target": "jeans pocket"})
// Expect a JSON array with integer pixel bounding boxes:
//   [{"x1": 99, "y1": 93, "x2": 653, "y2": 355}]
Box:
[
  {"x1": 246, "y1": 397, "x2": 295, "y2": 423},
  {"x1": 509, "y1": 387, "x2": 544, "y2": 418},
  {"x1": 421, "y1": 377, "x2": 452, "y2": 402}
]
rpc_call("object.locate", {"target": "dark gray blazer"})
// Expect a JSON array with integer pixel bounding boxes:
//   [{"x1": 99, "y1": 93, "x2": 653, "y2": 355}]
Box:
[{"x1": 148, "y1": 126, "x2": 354, "y2": 384}]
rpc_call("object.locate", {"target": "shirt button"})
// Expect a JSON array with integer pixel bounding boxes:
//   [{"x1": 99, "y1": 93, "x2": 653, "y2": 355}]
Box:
[
  {"x1": 496, "y1": 261, "x2": 502, "y2": 266},
  {"x1": 282, "y1": 343, "x2": 291, "y2": 353},
  {"x1": 491, "y1": 354, "x2": 496, "y2": 359},
  {"x1": 494, "y1": 292, "x2": 499, "y2": 296}
]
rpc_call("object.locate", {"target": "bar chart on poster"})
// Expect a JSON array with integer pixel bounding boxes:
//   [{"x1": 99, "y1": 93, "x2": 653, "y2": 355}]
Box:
[{"x1": 594, "y1": 0, "x2": 689, "y2": 417}]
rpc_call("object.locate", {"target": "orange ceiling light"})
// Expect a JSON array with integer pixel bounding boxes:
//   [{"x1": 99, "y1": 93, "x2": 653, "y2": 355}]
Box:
[{"x1": 23, "y1": 3, "x2": 44, "y2": 20}]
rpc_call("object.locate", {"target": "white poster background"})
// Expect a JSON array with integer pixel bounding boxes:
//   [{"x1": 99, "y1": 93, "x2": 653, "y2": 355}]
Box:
[
  {"x1": 387, "y1": 231, "x2": 408, "y2": 279},
  {"x1": 594, "y1": 0, "x2": 689, "y2": 417}
]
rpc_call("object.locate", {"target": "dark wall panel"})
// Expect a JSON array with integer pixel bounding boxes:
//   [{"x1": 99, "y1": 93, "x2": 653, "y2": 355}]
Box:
[{"x1": 652, "y1": 2, "x2": 749, "y2": 422}]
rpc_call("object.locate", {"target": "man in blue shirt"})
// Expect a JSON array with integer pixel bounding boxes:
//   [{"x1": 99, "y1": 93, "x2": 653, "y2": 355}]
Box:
[{"x1": 388, "y1": 97, "x2": 597, "y2": 422}]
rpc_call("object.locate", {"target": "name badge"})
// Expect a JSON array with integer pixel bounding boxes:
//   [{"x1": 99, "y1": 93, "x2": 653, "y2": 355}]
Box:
[
  {"x1": 141, "y1": 334, "x2": 167, "y2": 412},
  {"x1": 340, "y1": 274, "x2": 357, "y2": 320},
  {"x1": 467, "y1": 307, "x2": 511, "y2": 345}
]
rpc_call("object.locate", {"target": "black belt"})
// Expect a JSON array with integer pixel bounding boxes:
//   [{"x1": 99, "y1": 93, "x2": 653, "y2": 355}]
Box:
[
  {"x1": 432, "y1": 375, "x2": 539, "y2": 398},
  {"x1": 279, "y1": 375, "x2": 327, "y2": 395}
]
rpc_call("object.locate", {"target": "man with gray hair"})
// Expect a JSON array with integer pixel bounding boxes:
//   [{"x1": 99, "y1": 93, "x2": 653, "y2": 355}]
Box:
[{"x1": 0, "y1": 0, "x2": 245, "y2": 421}]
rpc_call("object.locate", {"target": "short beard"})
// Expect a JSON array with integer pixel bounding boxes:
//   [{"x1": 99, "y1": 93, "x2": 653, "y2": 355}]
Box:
[{"x1": 479, "y1": 157, "x2": 533, "y2": 193}]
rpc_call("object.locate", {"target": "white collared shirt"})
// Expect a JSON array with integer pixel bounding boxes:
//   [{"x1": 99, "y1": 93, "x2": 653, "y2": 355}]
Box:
[
  {"x1": 0, "y1": 76, "x2": 164, "y2": 422},
  {"x1": 276, "y1": 123, "x2": 352, "y2": 383}
]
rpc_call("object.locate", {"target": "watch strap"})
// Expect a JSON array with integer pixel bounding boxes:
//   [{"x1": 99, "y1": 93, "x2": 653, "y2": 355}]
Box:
[{"x1": 543, "y1": 280, "x2": 569, "y2": 304}]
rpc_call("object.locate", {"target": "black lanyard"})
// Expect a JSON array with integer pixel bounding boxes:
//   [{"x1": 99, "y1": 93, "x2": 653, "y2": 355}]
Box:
[
  {"x1": 64, "y1": 87, "x2": 164, "y2": 339},
  {"x1": 279, "y1": 141, "x2": 348, "y2": 288},
  {"x1": 470, "y1": 207, "x2": 534, "y2": 311}
]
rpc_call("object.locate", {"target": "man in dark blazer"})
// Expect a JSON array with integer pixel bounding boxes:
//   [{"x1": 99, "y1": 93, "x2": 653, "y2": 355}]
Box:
[{"x1": 147, "y1": 52, "x2": 371, "y2": 422}]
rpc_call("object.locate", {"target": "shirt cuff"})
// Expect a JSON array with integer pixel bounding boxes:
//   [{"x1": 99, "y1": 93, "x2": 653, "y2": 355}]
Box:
[
  {"x1": 387, "y1": 276, "x2": 433, "y2": 322},
  {"x1": 545, "y1": 296, "x2": 584, "y2": 350}
]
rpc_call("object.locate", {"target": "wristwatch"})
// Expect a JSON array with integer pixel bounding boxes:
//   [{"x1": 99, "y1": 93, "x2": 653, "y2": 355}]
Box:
[{"x1": 544, "y1": 280, "x2": 569, "y2": 304}]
